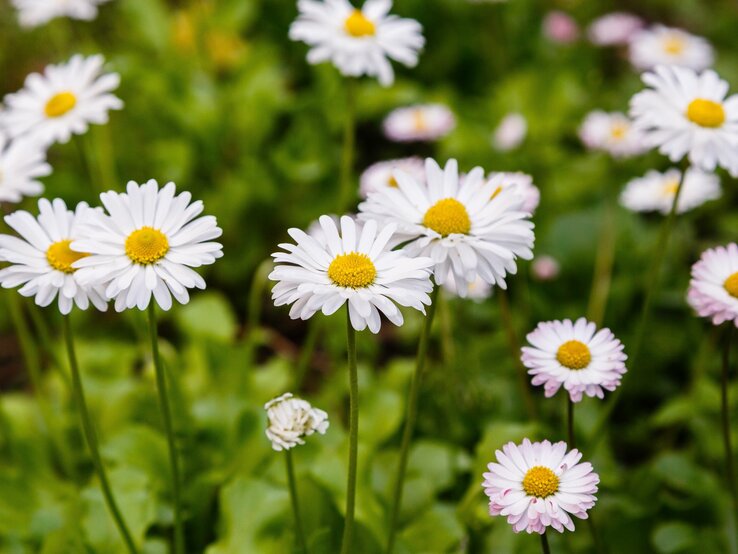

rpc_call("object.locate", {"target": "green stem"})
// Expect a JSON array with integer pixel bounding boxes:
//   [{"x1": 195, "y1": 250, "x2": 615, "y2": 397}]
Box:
[
  {"x1": 386, "y1": 286, "x2": 439, "y2": 554},
  {"x1": 340, "y1": 307, "x2": 359, "y2": 554},
  {"x1": 63, "y1": 315, "x2": 138, "y2": 554},
  {"x1": 147, "y1": 303, "x2": 185, "y2": 554},
  {"x1": 286, "y1": 450, "x2": 309, "y2": 554},
  {"x1": 566, "y1": 399, "x2": 575, "y2": 449},
  {"x1": 540, "y1": 532, "x2": 551, "y2": 554},
  {"x1": 338, "y1": 79, "x2": 356, "y2": 212},
  {"x1": 586, "y1": 196, "x2": 617, "y2": 327},
  {"x1": 244, "y1": 258, "x2": 273, "y2": 371},
  {"x1": 721, "y1": 325, "x2": 738, "y2": 524}
]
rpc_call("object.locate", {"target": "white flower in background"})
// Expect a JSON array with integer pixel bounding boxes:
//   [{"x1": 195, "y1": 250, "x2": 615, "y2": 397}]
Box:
[
  {"x1": 522, "y1": 317, "x2": 627, "y2": 402},
  {"x1": 288, "y1": 0, "x2": 424, "y2": 87},
  {"x1": 629, "y1": 25, "x2": 713, "y2": 71},
  {"x1": 542, "y1": 11, "x2": 579, "y2": 44},
  {"x1": 0, "y1": 54, "x2": 123, "y2": 146},
  {"x1": 620, "y1": 168, "x2": 720, "y2": 215},
  {"x1": 0, "y1": 132, "x2": 51, "y2": 203},
  {"x1": 579, "y1": 111, "x2": 647, "y2": 158},
  {"x1": 688, "y1": 243, "x2": 738, "y2": 328},
  {"x1": 72, "y1": 180, "x2": 223, "y2": 312},
  {"x1": 492, "y1": 112, "x2": 527, "y2": 151},
  {"x1": 486, "y1": 172, "x2": 540, "y2": 215},
  {"x1": 630, "y1": 65, "x2": 738, "y2": 176},
  {"x1": 442, "y1": 271, "x2": 491, "y2": 301},
  {"x1": 358, "y1": 158, "x2": 535, "y2": 296},
  {"x1": 359, "y1": 157, "x2": 424, "y2": 198},
  {"x1": 0, "y1": 199, "x2": 107, "y2": 314},
  {"x1": 11, "y1": 0, "x2": 112, "y2": 28},
  {"x1": 383, "y1": 104, "x2": 455, "y2": 142},
  {"x1": 264, "y1": 393, "x2": 329, "y2": 451},
  {"x1": 482, "y1": 439, "x2": 599, "y2": 534},
  {"x1": 270, "y1": 215, "x2": 434, "y2": 333},
  {"x1": 586, "y1": 12, "x2": 643, "y2": 46},
  {"x1": 531, "y1": 255, "x2": 560, "y2": 282}
]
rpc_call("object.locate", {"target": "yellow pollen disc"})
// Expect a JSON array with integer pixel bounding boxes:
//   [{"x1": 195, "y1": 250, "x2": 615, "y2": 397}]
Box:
[
  {"x1": 44, "y1": 91, "x2": 77, "y2": 118},
  {"x1": 328, "y1": 252, "x2": 377, "y2": 288},
  {"x1": 663, "y1": 35, "x2": 685, "y2": 55},
  {"x1": 686, "y1": 98, "x2": 725, "y2": 128},
  {"x1": 423, "y1": 198, "x2": 471, "y2": 237},
  {"x1": 46, "y1": 240, "x2": 88, "y2": 273},
  {"x1": 662, "y1": 180, "x2": 680, "y2": 197},
  {"x1": 522, "y1": 466, "x2": 560, "y2": 499},
  {"x1": 388, "y1": 175, "x2": 399, "y2": 188},
  {"x1": 724, "y1": 272, "x2": 738, "y2": 298},
  {"x1": 125, "y1": 227, "x2": 170, "y2": 265},
  {"x1": 413, "y1": 110, "x2": 427, "y2": 131},
  {"x1": 556, "y1": 340, "x2": 592, "y2": 370},
  {"x1": 344, "y1": 10, "x2": 375, "y2": 37},
  {"x1": 610, "y1": 123, "x2": 627, "y2": 139}
]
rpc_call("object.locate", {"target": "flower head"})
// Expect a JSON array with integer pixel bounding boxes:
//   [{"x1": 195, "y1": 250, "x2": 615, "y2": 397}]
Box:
[
  {"x1": 542, "y1": 11, "x2": 579, "y2": 44},
  {"x1": 72, "y1": 180, "x2": 223, "y2": 312},
  {"x1": 0, "y1": 132, "x2": 51, "y2": 203},
  {"x1": 629, "y1": 25, "x2": 713, "y2": 71},
  {"x1": 579, "y1": 111, "x2": 647, "y2": 158},
  {"x1": 359, "y1": 157, "x2": 424, "y2": 198},
  {"x1": 531, "y1": 255, "x2": 560, "y2": 282},
  {"x1": 522, "y1": 318, "x2": 627, "y2": 402},
  {"x1": 586, "y1": 12, "x2": 643, "y2": 46},
  {"x1": 688, "y1": 243, "x2": 738, "y2": 328},
  {"x1": 620, "y1": 168, "x2": 720, "y2": 215},
  {"x1": 485, "y1": 172, "x2": 540, "y2": 216},
  {"x1": 441, "y1": 271, "x2": 491, "y2": 301},
  {"x1": 383, "y1": 104, "x2": 455, "y2": 142},
  {"x1": 289, "y1": 0, "x2": 424, "y2": 87},
  {"x1": 265, "y1": 393, "x2": 329, "y2": 451},
  {"x1": 11, "y1": 0, "x2": 111, "y2": 27},
  {"x1": 482, "y1": 439, "x2": 599, "y2": 534},
  {"x1": 492, "y1": 113, "x2": 527, "y2": 152}
]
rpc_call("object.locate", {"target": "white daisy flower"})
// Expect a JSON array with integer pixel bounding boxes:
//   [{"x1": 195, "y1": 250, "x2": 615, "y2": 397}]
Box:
[
  {"x1": 492, "y1": 112, "x2": 527, "y2": 152},
  {"x1": 482, "y1": 439, "x2": 599, "y2": 534},
  {"x1": 688, "y1": 243, "x2": 738, "y2": 328},
  {"x1": 0, "y1": 199, "x2": 107, "y2": 315},
  {"x1": 441, "y1": 271, "x2": 491, "y2": 301},
  {"x1": 629, "y1": 65, "x2": 738, "y2": 176},
  {"x1": 0, "y1": 54, "x2": 123, "y2": 146},
  {"x1": 0, "y1": 132, "x2": 51, "y2": 203},
  {"x1": 486, "y1": 172, "x2": 540, "y2": 216},
  {"x1": 358, "y1": 158, "x2": 535, "y2": 296},
  {"x1": 359, "y1": 157, "x2": 424, "y2": 198},
  {"x1": 521, "y1": 318, "x2": 627, "y2": 402},
  {"x1": 579, "y1": 111, "x2": 647, "y2": 158},
  {"x1": 628, "y1": 25, "x2": 713, "y2": 71},
  {"x1": 586, "y1": 12, "x2": 643, "y2": 46},
  {"x1": 383, "y1": 104, "x2": 455, "y2": 142},
  {"x1": 531, "y1": 255, "x2": 560, "y2": 282},
  {"x1": 264, "y1": 392, "x2": 329, "y2": 451},
  {"x1": 288, "y1": 0, "x2": 424, "y2": 87},
  {"x1": 11, "y1": 0, "x2": 111, "y2": 28},
  {"x1": 72, "y1": 179, "x2": 223, "y2": 312},
  {"x1": 620, "y1": 167, "x2": 720, "y2": 215},
  {"x1": 269, "y1": 215, "x2": 434, "y2": 334}
]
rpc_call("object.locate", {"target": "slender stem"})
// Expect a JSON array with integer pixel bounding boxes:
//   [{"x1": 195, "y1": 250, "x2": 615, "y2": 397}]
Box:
[
  {"x1": 587, "y1": 515, "x2": 607, "y2": 554},
  {"x1": 285, "y1": 450, "x2": 309, "y2": 554},
  {"x1": 147, "y1": 303, "x2": 185, "y2": 554},
  {"x1": 340, "y1": 307, "x2": 359, "y2": 554},
  {"x1": 587, "y1": 196, "x2": 617, "y2": 327},
  {"x1": 338, "y1": 79, "x2": 356, "y2": 212},
  {"x1": 438, "y1": 292, "x2": 455, "y2": 366},
  {"x1": 566, "y1": 399, "x2": 575, "y2": 449},
  {"x1": 720, "y1": 325, "x2": 738, "y2": 524},
  {"x1": 386, "y1": 286, "x2": 439, "y2": 554},
  {"x1": 63, "y1": 315, "x2": 138, "y2": 554},
  {"x1": 540, "y1": 532, "x2": 551, "y2": 554},
  {"x1": 244, "y1": 258, "x2": 273, "y2": 378}
]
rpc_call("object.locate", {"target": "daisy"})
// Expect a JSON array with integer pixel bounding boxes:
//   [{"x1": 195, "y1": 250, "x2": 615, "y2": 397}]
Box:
[
  {"x1": 542, "y1": 11, "x2": 579, "y2": 44},
  {"x1": 72, "y1": 180, "x2": 223, "y2": 312},
  {"x1": 265, "y1": 393, "x2": 329, "y2": 451},
  {"x1": 486, "y1": 172, "x2": 540, "y2": 215},
  {"x1": 359, "y1": 157, "x2": 424, "y2": 198},
  {"x1": 492, "y1": 112, "x2": 527, "y2": 152},
  {"x1": 531, "y1": 255, "x2": 560, "y2": 282},
  {"x1": 521, "y1": 317, "x2": 627, "y2": 402},
  {"x1": 358, "y1": 158, "x2": 535, "y2": 296},
  {"x1": 620, "y1": 168, "x2": 720, "y2": 215},
  {"x1": 586, "y1": 12, "x2": 643, "y2": 46},
  {"x1": 288, "y1": 0, "x2": 424, "y2": 87},
  {"x1": 688, "y1": 243, "x2": 738, "y2": 328},
  {"x1": 383, "y1": 104, "x2": 456, "y2": 142},
  {"x1": 482, "y1": 439, "x2": 599, "y2": 534},
  {"x1": 579, "y1": 111, "x2": 647, "y2": 158},
  {"x1": 0, "y1": 199, "x2": 107, "y2": 314},
  {"x1": 628, "y1": 25, "x2": 713, "y2": 71},
  {"x1": 441, "y1": 271, "x2": 491, "y2": 301},
  {"x1": 0, "y1": 54, "x2": 123, "y2": 146},
  {"x1": 630, "y1": 65, "x2": 738, "y2": 175},
  {"x1": 270, "y1": 215, "x2": 434, "y2": 333},
  {"x1": 11, "y1": 0, "x2": 111, "y2": 28},
  {"x1": 0, "y1": 132, "x2": 51, "y2": 203}
]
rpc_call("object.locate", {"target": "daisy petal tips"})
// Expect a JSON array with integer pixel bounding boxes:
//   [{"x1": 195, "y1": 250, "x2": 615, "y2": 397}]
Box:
[
  {"x1": 269, "y1": 215, "x2": 434, "y2": 334},
  {"x1": 265, "y1": 392, "x2": 329, "y2": 451},
  {"x1": 688, "y1": 243, "x2": 738, "y2": 328},
  {"x1": 72, "y1": 179, "x2": 224, "y2": 312}
]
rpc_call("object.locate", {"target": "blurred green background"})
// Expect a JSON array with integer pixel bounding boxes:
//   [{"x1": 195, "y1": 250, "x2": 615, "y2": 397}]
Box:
[{"x1": 1, "y1": 0, "x2": 737, "y2": 552}]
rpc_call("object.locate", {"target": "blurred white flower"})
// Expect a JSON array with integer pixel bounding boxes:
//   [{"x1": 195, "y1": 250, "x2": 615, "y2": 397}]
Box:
[
  {"x1": 289, "y1": 0, "x2": 424, "y2": 87},
  {"x1": 688, "y1": 243, "x2": 738, "y2": 328},
  {"x1": 383, "y1": 104, "x2": 455, "y2": 142},
  {"x1": 11, "y1": 0, "x2": 112, "y2": 28},
  {"x1": 542, "y1": 11, "x2": 579, "y2": 44},
  {"x1": 587, "y1": 12, "x2": 643, "y2": 46},
  {"x1": 441, "y1": 271, "x2": 491, "y2": 301},
  {"x1": 492, "y1": 113, "x2": 527, "y2": 152},
  {"x1": 531, "y1": 255, "x2": 560, "y2": 281},
  {"x1": 0, "y1": 132, "x2": 50, "y2": 203},
  {"x1": 0, "y1": 54, "x2": 123, "y2": 146},
  {"x1": 579, "y1": 111, "x2": 647, "y2": 158},
  {"x1": 486, "y1": 172, "x2": 540, "y2": 215},
  {"x1": 630, "y1": 65, "x2": 738, "y2": 176},
  {"x1": 359, "y1": 157, "x2": 424, "y2": 198},
  {"x1": 264, "y1": 393, "x2": 329, "y2": 451},
  {"x1": 620, "y1": 168, "x2": 720, "y2": 215},
  {"x1": 628, "y1": 25, "x2": 713, "y2": 71}
]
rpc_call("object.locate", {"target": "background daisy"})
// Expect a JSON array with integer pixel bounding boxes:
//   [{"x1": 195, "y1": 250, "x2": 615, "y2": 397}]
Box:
[
  {"x1": 586, "y1": 12, "x2": 643, "y2": 46},
  {"x1": 485, "y1": 171, "x2": 540, "y2": 215},
  {"x1": 265, "y1": 393, "x2": 329, "y2": 451},
  {"x1": 688, "y1": 243, "x2": 738, "y2": 327},
  {"x1": 359, "y1": 157, "x2": 424, "y2": 198},
  {"x1": 629, "y1": 25, "x2": 714, "y2": 71},
  {"x1": 579, "y1": 110, "x2": 647, "y2": 158},
  {"x1": 620, "y1": 168, "x2": 721, "y2": 215},
  {"x1": 11, "y1": 0, "x2": 112, "y2": 28},
  {"x1": 0, "y1": 132, "x2": 51, "y2": 203},
  {"x1": 383, "y1": 104, "x2": 456, "y2": 142}
]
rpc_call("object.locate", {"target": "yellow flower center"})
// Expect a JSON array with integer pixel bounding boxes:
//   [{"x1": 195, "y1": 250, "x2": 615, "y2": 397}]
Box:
[
  {"x1": 724, "y1": 272, "x2": 738, "y2": 298},
  {"x1": 125, "y1": 227, "x2": 170, "y2": 265},
  {"x1": 556, "y1": 340, "x2": 591, "y2": 370},
  {"x1": 46, "y1": 240, "x2": 88, "y2": 274},
  {"x1": 522, "y1": 466, "x2": 560, "y2": 498},
  {"x1": 686, "y1": 98, "x2": 725, "y2": 128},
  {"x1": 662, "y1": 180, "x2": 680, "y2": 197},
  {"x1": 44, "y1": 91, "x2": 77, "y2": 118},
  {"x1": 423, "y1": 198, "x2": 471, "y2": 236},
  {"x1": 327, "y1": 252, "x2": 377, "y2": 288},
  {"x1": 388, "y1": 175, "x2": 399, "y2": 188},
  {"x1": 610, "y1": 123, "x2": 628, "y2": 140},
  {"x1": 413, "y1": 110, "x2": 427, "y2": 131},
  {"x1": 344, "y1": 10, "x2": 375, "y2": 37},
  {"x1": 663, "y1": 35, "x2": 685, "y2": 55}
]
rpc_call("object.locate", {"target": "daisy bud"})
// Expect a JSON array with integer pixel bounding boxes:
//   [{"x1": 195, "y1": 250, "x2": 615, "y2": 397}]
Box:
[{"x1": 264, "y1": 393, "x2": 329, "y2": 451}]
